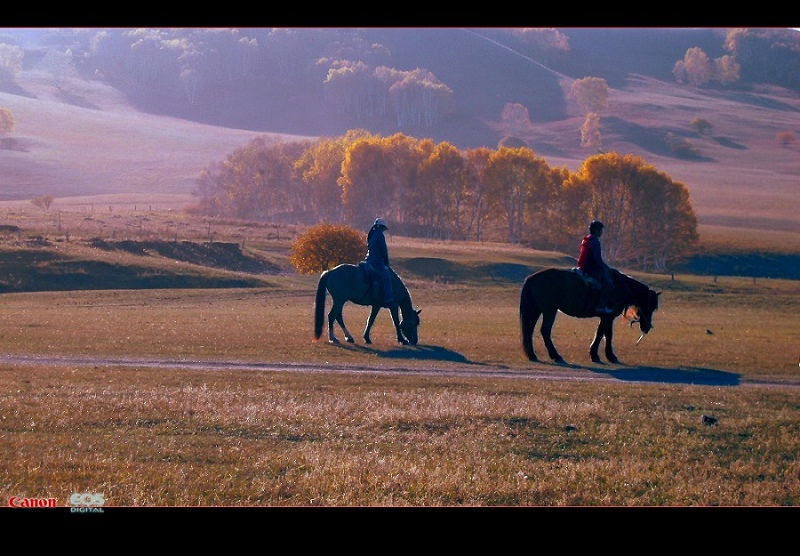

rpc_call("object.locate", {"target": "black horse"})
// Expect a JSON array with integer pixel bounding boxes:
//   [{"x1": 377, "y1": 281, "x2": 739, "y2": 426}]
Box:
[
  {"x1": 520, "y1": 267, "x2": 660, "y2": 364},
  {"x1": 314, "y1": 263, "x2": 421, "y2": 345}
]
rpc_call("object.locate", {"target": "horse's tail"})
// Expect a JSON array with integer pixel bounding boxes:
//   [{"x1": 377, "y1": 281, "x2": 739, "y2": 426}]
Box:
[
  {"x1": 314, "y1": 271, "x2": 329, "y2": 340},
  {"x1": 519, "y1": 274, "x2": 538, "y2": 360}
]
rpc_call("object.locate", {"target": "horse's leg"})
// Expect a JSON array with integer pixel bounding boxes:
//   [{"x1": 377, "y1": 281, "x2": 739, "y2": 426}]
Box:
[
  {"x1": 522, "y1": 308, "x2": 541, "y2": 362},
  {"x1": 540, "y1": 309, "x2": 564, "y2": 363},
  {"x1": 590, "y1": 319, "x2": 607, "y2": 363},
  {"x1": 363, "y1": 305, "x2": 381, "y2": 344},
  {"x1": 389, "y1": 305, "x2": 408, "y2": 345},
  {"x1": 328, "y1": 300, "x2": 354, "y2": 344},
  {"x1": 603, "y1": 317, "x2": 618, "y2": 364}
]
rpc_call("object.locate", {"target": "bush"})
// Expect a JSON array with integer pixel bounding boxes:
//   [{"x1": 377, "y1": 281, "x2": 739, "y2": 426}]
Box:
[{"x1": 290, "y1": 223, "x2": 364, "y2": 275}]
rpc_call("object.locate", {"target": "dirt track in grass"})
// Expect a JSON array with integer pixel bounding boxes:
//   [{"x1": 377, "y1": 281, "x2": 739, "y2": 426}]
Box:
[{"x1": 2, "y1": 353, "x2": 798, "y2": 389}]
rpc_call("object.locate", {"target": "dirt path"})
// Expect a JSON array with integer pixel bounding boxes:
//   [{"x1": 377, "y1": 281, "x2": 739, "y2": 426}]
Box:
[{"x1": 1, "y1": 354, "x2": 798, "y2": 389}]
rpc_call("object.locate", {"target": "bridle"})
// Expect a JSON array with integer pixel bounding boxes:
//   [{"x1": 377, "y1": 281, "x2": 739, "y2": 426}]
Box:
[{"x1": 622, "y1": 306, "x2": 640, "y2": 327}]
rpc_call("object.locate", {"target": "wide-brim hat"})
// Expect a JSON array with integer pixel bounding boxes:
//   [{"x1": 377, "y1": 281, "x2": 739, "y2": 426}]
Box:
[{"x1": 374, "y1": 217, "x2": 388, "y2": 229}]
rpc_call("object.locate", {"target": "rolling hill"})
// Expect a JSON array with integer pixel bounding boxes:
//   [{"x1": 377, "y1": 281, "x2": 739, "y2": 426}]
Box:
[{"x1": 0, "y1": 28, "x2": 798, "y2": 264}]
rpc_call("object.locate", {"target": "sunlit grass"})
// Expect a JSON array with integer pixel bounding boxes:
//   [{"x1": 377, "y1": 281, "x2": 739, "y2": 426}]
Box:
[
  {"x1": 2, "y1": 366, "x2": 798, "y2": 506},
  {"x1": 0, "y1": 204, "x2": 798, "y2": 507}
]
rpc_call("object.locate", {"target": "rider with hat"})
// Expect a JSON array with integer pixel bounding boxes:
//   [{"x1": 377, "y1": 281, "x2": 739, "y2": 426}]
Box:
[
  {"x1": 577, "y1": 220, "x2": 613, "y2": 315},
  {"x1": 366, "y1": 217, "x2": 395, "y2": 308}
]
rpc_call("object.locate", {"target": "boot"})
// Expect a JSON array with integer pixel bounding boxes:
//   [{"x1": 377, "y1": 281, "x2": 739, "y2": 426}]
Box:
[{"x1": 595, "y1": 291, "x2": 613, "y2": 314}]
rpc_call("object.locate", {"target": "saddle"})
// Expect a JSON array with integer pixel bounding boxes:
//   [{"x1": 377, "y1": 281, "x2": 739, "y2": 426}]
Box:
[
  {"x1": 358, "y1": 261, "x2": 383, "y2": 294},
  {"x1": 572, "y1": 267, "x2": 604, "y2": 315},
  {"x1": 572, "y1": 267, "x2": 601, "y2": 289}
]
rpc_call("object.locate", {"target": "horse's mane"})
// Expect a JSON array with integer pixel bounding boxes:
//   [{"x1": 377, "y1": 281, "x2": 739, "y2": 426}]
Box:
[{"x1": 615, "y1": 270, "x2": 657, "y2": 312}]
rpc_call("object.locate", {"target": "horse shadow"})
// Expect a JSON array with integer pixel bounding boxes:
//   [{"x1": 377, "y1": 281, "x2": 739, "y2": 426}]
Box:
[
  {"x1": 332, "y1": 342, "x2": 487, "y2": 366},
  {"x1": 556, "y1": 361, "x2": 740, "y2": 386}
]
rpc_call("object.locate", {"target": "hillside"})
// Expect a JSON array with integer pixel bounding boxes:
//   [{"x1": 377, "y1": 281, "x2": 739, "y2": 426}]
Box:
[{"x1": 0, "y1": 28, "x2": 798, "y2": 278}]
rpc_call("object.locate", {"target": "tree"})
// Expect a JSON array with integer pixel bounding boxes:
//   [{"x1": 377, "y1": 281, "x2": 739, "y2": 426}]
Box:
[
  {"x1": 666, "y1": 132, "x2": 701, "y2": 158},
  {"x1": 484, "y1": 146, "x2": 550, "y2": 245},
  {"x1": 570, "y1": 78, "x2": 608, "y2": 152},
  {"x1": 0, "y1": 43, "x2": 23, "y2": 83},
  {"x1": 462, "y1": 147, "x2": 493, "y2": 241},
  {"x1": 31, "y1": 194, "x2": 55, "y2": 211},
  {"x1": 681, "y1": 47, "x2": 712, "y2": 87},
  {"x1": 713, "y1": 55, "x2": 740, "y2": 85},
  {"x1": 413, "y1": 141, "x2": 466, "y2": 239},
  {"x1": 339, "y1": 132, "x2": 423, "y2": 230},
  {"x1": 672, "y1": 59, "x2": 687, "y2": 84},
  {"x1": 294, "y1": 129, "x2": 375, "y2": 224},
  {"x1": 567, "y1": 153, "x2": 698, "y2": 271},
  {"x1": 776, "y1": 130, "x2": 796, "y2": 148},
  {"x1": 189, "y1": 135, "x2": 313, "y2": 223},
  {"x1": 0, "y1": 107, "x2": 14, "y2": 135},
  {"x1": 569, "y1": 77, "x2": 608, "y2": 115},
  {"x1": 690, "y1": 117, "x2": 713, "y2": 135},
  {"x1": 580, "y1": 113, "x2": 602, "y2": 151},
  {"x1": 500, "y1": 102, "x2": 534, "y2": 138},
  {"x1": 290, "y1": 223, "x2": 365, "y2": 274}
]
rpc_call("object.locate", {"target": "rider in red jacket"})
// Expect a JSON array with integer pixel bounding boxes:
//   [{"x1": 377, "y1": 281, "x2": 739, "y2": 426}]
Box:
[{"x1": 577, "y1": 220, "x2": 613, "y2": 314}]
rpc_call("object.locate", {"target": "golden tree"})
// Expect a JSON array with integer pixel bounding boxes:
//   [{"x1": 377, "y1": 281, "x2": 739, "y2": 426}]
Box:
[
  {"x1": 0, "y1": 106, "x2": 14, "y2": 135},
  {"x1": 290, "y1": 223, "x2": 365, "y2": 274},
  {"x1": 569, "y1": 77, "x2": 608, "y2": 115},
  {"x1": 567, "y1": 152, "x2": 698, "y2": 271},
  {"x1": 682, "y1": 47, "x2": 712, "y2": 87},
  {"x1": 580, "y1": 113, "x2": 602, "y2": 151}
]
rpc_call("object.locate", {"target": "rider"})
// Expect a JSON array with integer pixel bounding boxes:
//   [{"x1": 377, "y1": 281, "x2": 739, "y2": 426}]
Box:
[
  {"x1": 365, "y1": 217, "x2": 395, "y2": 308},
  {"x1": 577, "y1": 220, "x2": 613, "y2": 315}
]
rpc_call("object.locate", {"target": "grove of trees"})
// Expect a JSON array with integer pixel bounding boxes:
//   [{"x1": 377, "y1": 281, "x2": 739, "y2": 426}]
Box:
[{"x1": 189, "y1": 131, "x2": 699, "y2": 273}]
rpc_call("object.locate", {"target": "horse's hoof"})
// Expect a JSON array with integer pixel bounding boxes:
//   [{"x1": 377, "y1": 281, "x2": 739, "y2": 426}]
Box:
[
  {"x1": 364, "y1": 338, "x2": 372, "y2": 345},
  {"x1": 591, "y1": 356, "x2": 603, "y2": 364},
  {"x1": 346, "y1": 337, "x2": 355, "y2": 344},
  {"x1": 329, "y1": 339, "x2": 339, "y2": 344},
  {"x1": 608, "y1": 357, "x2": 619, "y2": 364}
]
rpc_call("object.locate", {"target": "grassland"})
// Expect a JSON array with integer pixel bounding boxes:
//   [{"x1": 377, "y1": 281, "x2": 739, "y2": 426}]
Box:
[
  {"x1": 0, "y1": 65, "x2": 799, "y2": 508},
  {"x1": 1, "y1": 203, "x2": 799, "y2": 508}
]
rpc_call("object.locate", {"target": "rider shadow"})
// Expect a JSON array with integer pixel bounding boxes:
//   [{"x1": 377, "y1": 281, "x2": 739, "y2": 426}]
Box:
[{"x1": 560, "y1": 361, "x2": 740, "y2": 386}]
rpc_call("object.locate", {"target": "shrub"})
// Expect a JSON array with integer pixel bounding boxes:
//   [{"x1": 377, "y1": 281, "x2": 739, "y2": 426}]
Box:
[{"x1": 290, "y1": 223, "x2": 364, "y2": 274}]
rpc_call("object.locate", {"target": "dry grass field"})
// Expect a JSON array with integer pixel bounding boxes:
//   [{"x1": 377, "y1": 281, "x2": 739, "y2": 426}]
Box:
[{"x1": 1, "y1": 64, "x2": 799, "y2": 509}]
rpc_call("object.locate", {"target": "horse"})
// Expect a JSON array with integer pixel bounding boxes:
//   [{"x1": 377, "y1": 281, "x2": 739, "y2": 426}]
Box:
[
  {"x1": 519, "y1": 267, "x2": 661, "y2": 364},
  {"x1": 314, "y1": 263, "x2": 421, "y2": 345}
]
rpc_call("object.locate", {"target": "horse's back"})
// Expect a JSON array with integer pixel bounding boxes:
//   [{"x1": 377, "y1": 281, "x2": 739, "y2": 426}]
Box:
[
  {"x1": 322, "y1": 263, "x2": 366, "y2": 300},
  {"x1": 524, "y1": 267, "x2": 590, "y2": 316}
]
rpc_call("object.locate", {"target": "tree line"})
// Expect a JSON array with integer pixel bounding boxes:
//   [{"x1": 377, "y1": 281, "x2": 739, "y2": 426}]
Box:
[{"x1": 189, "y1": 130, "x2": 698, "y2": 273}]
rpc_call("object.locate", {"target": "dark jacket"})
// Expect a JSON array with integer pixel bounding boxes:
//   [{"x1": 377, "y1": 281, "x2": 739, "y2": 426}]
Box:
[
  {"x1": 577, "y1": 233, "x2": 608, "y2": 277},
  {"x1": 366, "y1": 226, "x2": 389, "y2": 268}
]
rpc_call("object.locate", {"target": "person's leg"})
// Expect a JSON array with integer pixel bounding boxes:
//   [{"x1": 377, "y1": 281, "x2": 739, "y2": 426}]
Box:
[
  {"x1": 596, "y1": 270, "x2": 613, "y2": 313},
  {"x1": 381, "y1": 266, "x2": 395, "y2": 306}
]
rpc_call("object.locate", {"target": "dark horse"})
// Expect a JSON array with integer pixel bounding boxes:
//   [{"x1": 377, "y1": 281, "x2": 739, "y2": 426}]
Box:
[
  {"x1": 520, "y1": 267, "x2": 660, "y2": 364},
  {"x1": 314, "y1": 263, "x2": 421, "y2": 345}
]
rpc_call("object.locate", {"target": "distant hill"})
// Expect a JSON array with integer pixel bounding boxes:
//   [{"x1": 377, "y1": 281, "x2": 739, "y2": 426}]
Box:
[{"x1": 0, "y1": 27, "x2": 798, "y2": 244}]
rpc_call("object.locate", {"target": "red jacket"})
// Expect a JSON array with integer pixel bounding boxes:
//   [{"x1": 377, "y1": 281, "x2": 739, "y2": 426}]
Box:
[{"x1": 577, "y1": 234, "x2": 607, "y2": 276}]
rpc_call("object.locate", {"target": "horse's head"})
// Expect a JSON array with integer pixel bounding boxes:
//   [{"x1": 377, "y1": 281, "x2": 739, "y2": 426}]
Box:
[
  {"x1": 400, "y1": 308, "x2": 422, "y2": 345},
  {"x1": 636, "y1": 288, "x2": 661, "y2": 335}
]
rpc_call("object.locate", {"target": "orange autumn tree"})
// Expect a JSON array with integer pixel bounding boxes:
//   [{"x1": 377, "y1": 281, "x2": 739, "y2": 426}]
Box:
[{"x1": 290, "y1": 223, "x2": 365, "y2": 274}]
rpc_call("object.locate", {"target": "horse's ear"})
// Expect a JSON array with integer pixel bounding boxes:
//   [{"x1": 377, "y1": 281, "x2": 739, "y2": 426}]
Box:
[
  {"x1": 416, "y1": 308, "x2": 422, "y2": 315},
  {"x1": 656, "y1": 291, "x2": 662, "y2": 296}
]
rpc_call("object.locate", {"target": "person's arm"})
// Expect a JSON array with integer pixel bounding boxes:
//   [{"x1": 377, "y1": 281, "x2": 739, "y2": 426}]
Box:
[{"x1": 591, "y1": 238, "x2": 608, "y2": 269}]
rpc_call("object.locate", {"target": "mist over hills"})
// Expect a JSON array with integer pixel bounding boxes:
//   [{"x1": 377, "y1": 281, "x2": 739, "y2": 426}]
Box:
[
  {"x1": 3, "y1": 27, "x2": 790, "y2": 147},
  {"x1": 1, "y1": 27, "x2": 799, "y2": 240}
]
